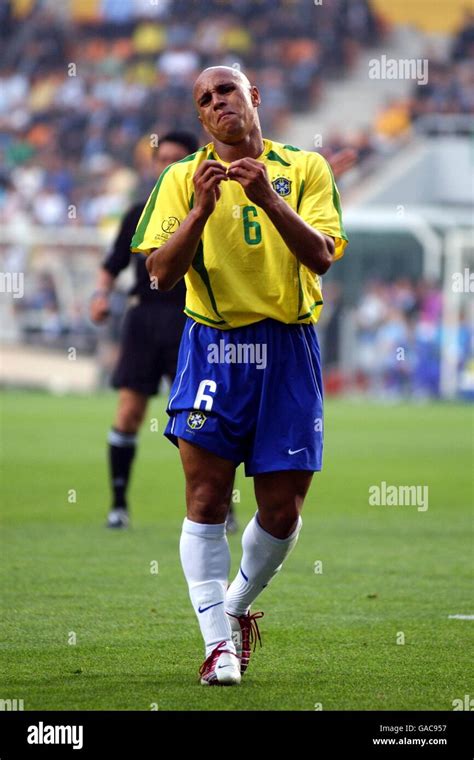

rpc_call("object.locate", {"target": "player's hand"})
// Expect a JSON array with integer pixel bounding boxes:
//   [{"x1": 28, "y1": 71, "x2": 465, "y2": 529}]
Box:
[
  {"x1": 327, "y1": 148, "x2": 357, "y2": 179},
  {"x1": 90, "y1": 292, "x2": 110, "y2": 323},
  {"x1": 193, "y1": 160, "x2": 228, "y2": 217},
  {"x1": 227, "y1": 158, "x2": 275, "y2": 208}
]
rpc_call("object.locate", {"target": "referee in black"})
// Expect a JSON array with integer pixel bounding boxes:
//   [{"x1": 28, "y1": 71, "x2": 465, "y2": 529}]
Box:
[{"x1": 89, "y1": 132, "x2": 226, "y2": 529}]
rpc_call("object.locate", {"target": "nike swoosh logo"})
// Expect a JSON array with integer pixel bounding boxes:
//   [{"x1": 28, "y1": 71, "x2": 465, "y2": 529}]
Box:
[
  {"x1": 217, "y1": 664, "x2": 233, "y2": 669},
  {"x1": 198, "y1": 601, "x2": 224, "y2": 614},
  {"x1": 288, "y1": 447, "x2": 307, "y2": 455}
]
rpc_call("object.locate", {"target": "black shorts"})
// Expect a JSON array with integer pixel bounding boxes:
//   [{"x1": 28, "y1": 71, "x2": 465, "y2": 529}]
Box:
[{"x1": 112, "y1": 302, "x2": 186, "y2": 396}]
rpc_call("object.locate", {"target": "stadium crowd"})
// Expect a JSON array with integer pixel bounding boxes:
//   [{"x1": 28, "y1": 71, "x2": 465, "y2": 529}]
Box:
[
  {"x1": 325, "y1": 279, "x2": 472, "y2": 399},
  {"x1": 410, "y1": 10, "x2": 474, "y2": 128},
  {"x1": 0, "y1": 0, "x2": 379, "y2": 228},
  {"x1": 2, "y1": 2, "x2": 473, "y2": 228},
  {"x1": 372, "y1": 10, "x2": 474, "y2": 145}
]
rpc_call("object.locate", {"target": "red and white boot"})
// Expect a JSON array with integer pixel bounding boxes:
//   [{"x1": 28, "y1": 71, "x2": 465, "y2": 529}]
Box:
[
  {"x1": 199, "y1": 640, "x2": 241, "y2": 686},
  {"x1": 227, "y1": 611, "x2": 264, "y2": 674}
]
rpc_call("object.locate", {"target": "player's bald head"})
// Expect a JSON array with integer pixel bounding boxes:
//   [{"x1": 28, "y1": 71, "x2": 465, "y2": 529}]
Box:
[{"x1": 192, "y1": 66, "x2": 251, "y2": 102}]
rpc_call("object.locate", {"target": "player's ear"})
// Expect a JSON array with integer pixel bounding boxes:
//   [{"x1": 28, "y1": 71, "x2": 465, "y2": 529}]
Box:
[{"x1": 250, "y1": 86, "x2": 261, "y2": 107}]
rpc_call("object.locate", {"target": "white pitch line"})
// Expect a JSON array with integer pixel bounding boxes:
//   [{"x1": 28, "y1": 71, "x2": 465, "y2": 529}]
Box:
[{"x1": 448, "y1": 614, "x2": 474, "y2": 620}]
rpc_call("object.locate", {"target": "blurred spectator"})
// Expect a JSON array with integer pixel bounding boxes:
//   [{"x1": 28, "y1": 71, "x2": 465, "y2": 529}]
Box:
[
  {"x1": 375, "y1": 99, "x2": 412, "y2": 142},
  {"x1": 451, "y1": 10, "x2": 474, "y2": 62},
  {"x1": 32, "y1": 187, "x2": 68, "y2": 226}
]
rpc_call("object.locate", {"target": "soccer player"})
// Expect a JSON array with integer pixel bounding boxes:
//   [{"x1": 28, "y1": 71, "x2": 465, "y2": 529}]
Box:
[
  {"x1": 90, "y1": 132, "x2": 199, "y2": 529},
  {"x1": 132, "y1": 66, "x2": 348, "y2": 685}
]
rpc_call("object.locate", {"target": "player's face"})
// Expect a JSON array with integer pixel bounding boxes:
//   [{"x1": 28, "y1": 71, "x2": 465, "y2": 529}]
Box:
[
  {"x1": 155, "y1": 141, "x2": 189, "y2": 174},
  {"x1": 194, "y1": 71, "x2": 260, "y2": 144}
]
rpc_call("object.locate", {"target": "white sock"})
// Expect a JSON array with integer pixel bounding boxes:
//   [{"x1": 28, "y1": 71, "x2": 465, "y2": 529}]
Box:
[
  {"x1": 225, "y1": 514, "x2": 303, "y2": 616},
  {"x1": 179, "y1": 517, "x2": 236, "y2": 658}
]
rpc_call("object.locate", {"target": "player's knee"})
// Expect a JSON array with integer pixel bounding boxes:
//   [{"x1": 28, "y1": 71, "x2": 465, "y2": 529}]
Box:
[
  {"x1": 258, "y1": 504, "x2": 301, "y2": 539},
  {"x1": 187, "y1": 481, "x2": 230, "y2": 523},
  {"x1": 260, "y1": 490, "x2": 304, "y2": 516},
  {"x1": 117, "y1": 402, "x2": 146, "y2": 433}
]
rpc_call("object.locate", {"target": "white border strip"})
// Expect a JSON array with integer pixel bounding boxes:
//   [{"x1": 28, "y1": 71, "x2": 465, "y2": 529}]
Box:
[
  {"x1": 300, "y1": 325, "x2": 322, "y2": 402},
  {"x1": 168, "y1": 320, "x2": 198, "y2": 410}
]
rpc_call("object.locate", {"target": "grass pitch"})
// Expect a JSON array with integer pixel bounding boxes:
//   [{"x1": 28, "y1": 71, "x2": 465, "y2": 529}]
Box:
[{"x1": 0, "y1": 391, "x2": 472, "y2": 711}]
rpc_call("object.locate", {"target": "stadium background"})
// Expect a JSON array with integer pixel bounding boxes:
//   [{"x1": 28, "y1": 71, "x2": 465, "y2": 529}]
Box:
[{"x1": 1, "y1": 0, "x2": 473, "y2": 712}]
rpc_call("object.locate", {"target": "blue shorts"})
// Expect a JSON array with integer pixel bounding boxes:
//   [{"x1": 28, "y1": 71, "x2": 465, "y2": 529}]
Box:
[{"x1": 164, "y1": 317, "x2": 324, "y2": 476}]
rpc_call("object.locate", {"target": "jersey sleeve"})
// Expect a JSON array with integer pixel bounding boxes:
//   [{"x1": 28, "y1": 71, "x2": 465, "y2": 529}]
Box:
[
  {"x1": 130, "y1": 164, "x2": 190, "y2": 255},
  {"x1": 298, "y1": 153, "x2": 348, "y2": 261}
]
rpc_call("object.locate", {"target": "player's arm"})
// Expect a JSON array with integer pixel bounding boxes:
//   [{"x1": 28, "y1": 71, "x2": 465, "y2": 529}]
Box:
[
  {"x1": 227, "y1": 158, "x2": 334, "y2": 275},
  {"x1": 145, "y1": 161, "x2": 228, "y2": 291},
  {"x1": 90, "y1": 268, "x2": 114, "y2": 323},
  {"x1": 90, "y1": 205, "x2": 142, "y2": 323},
  {"x1": 260, "y1": 194, "x2": 335, "y2": 275},
  {"x1": 145, "y1": 211, "x2": 206, "y2": 291},
  {"x1": 327, "y1": 148, "x2": 357, "y2": 179}
]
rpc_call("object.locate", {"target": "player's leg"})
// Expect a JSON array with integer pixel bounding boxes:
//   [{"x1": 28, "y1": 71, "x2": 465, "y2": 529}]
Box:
[
  {"x1": 107, "y1": 303, "x2": 162, "y2": 528},
  {"x1": 107, "y1": 388, "x2": 149, "y2": 527},
  {"x1": 226, "y1": 469, "x2": 311, "y2": 613},
  {"x1": 178, "y1": 439, "x2": 241, "y2": 684},
  {"x1": 225, "y1": 319, "x2": 323, "y2": 670},
  {"x1": 225, "y1": 471, "x2": 311, "y2": 671},
  {"x1": 164, "y1": 317, "x2": 255, "y2": 680}
]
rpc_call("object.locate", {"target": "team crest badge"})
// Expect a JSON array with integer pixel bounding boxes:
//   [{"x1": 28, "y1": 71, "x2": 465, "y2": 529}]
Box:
[
  {"x1": 272, "y1": 177, "x2": 292, "y2": 197},
  {"x1": 187, "y1": 411, "x2": 207, "y2": 430}
]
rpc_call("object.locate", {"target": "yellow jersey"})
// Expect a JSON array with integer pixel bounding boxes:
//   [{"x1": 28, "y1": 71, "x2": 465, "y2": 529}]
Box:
[{"x1": 131, "y1": 138, "x2": 347, "y2": 329}]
